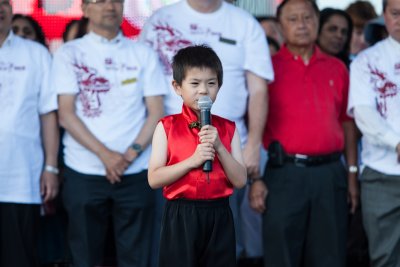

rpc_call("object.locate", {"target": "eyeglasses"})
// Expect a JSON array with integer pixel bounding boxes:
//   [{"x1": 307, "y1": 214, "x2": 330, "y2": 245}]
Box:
[{"x1": 85, "y1": 0, "x2": 124, "y2": 4}]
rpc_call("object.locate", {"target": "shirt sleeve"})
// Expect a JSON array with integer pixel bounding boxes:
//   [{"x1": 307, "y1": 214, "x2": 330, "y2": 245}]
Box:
[
  {"x1": 38, "y1": 47, "x2": 57, "y2": 115},
  {"x1": 354, "y1": 106, "x2": 400, "y2": 150},
  {"x1": 139, "y1": 45, "x2": 169, "y2": 97},
  {"x1": 243, "y1": 15, "x2": 274, "y2": 82},
  {"x1": 51, "y1": 45, "x2": 80, "y2": 96},
  {"x1": 339, "y1": 63, "x2": 352, "y2": 122},
  {"x1": 347, "y1": 53, "x2": 377, "y2": 116}
]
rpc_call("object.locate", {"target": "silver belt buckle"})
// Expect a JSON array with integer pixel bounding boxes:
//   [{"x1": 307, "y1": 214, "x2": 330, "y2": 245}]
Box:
[{"x1": 294, "y1": 154, "x2": 308, "y2": 167}]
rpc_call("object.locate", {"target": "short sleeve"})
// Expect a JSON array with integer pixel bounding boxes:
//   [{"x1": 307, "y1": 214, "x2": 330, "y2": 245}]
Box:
[
  {"x1": 139, "y1": 45, "x2": 169, "y2": 97},
  {"x1": 243, "y1": 16, "x2": 274, "y2": 82},
  {"x1": 348, "y1": 53, "x2": 377, "y2": 116},
  {"x1": 51, "y1": 45, "x2": 80, "y2": 96},
  {"x1": 38, "y1": 48, "x2": 57, "y2": 115},
  {"x1": 338, "y1": 63, "x2": 352, "y2": 121}
]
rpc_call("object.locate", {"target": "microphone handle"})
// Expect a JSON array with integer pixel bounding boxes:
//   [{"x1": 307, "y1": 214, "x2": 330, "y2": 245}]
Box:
[{"x1": 200, "y1": 108, "x2": 212, "y2": 172}]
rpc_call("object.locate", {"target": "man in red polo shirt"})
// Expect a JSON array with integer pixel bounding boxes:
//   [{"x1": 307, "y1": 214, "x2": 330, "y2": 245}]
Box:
[{"x1": 249, "y1": 0, "x2": 359, "y2": 266}]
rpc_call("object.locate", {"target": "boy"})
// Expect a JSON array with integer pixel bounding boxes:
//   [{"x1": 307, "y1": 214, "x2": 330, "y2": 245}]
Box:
[{"x1": 148, "y1": 45, "x2": 247, "y2": 267}]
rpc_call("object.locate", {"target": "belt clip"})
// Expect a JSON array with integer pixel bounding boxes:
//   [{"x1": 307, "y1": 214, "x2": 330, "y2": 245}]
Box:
[{"x1": 294, "y1": 154, "x2": 308, "y2": 167}]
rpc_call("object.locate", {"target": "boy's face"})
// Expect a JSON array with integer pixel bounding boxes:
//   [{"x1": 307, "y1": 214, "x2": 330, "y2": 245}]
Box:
[{"x1": 173, "y1": 67, "x2": 219, "y2": 115}]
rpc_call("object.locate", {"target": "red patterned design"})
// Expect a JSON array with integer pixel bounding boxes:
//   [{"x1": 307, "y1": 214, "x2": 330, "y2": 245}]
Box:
[
  {"x1": 73, "y1": 62, "x2": 111, "y2": 118},
  {"x1": 368, "y1": 64, "x2": 399, "y2": 118},
  {"x1": 152, "y1": 22, "x2": 192, "y2": 75}
]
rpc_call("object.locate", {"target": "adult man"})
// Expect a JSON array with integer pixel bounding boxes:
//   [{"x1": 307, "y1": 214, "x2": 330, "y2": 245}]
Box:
[
  {"x1": 52, "y1": 0, "x2": 167, "y2": 266},
  {"x1": 250, "y1": 0, "x2": 359, "y2": 266},
  {"x1": 0, "y1": 0, "x2": 59, "y2": 266},
  {"x1": 140, "y1": 0, "x2": 274, "y2": 258},
  {"x1": 348, "y1": 0, "x2": 400, "y2": 266}
]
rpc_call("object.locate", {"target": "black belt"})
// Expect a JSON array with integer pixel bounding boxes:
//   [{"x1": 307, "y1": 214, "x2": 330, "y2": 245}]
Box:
[{"x1": 284, "y1": 152, "x2": 341, "y2": 167}]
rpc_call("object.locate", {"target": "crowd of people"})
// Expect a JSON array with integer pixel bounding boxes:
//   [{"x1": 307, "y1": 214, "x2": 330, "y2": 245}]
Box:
[{"x1": 0, "y1": 0, "x2": 399, "y2": 267}]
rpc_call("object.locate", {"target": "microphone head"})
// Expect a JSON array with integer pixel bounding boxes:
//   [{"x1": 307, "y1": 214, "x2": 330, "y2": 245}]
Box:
[{"x1": 198, "y1": 96, "x2": 213, "y2": 110}]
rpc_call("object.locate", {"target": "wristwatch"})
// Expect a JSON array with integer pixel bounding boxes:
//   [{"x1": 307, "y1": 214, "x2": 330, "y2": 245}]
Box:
[
  {"x1": 130, "y1": 143, "x2": 143, "y2": 156},
  {"x1": 348, "y1": 165, "x2": 358, "y2": 174}
]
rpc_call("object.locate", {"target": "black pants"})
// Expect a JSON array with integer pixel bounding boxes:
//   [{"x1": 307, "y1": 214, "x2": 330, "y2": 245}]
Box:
[
  {"x1": 0, "y1": 203, "x2": 40, "y2": 267},
  {"x1": 62, "y1": 167, "x2": 155, "y2": 267},
  {"x1": 159, "y1": 198, "x2": 236, "y2": 267},
  {"x1": 262, "y1": 161, "x2": 348, "y2": 267}
]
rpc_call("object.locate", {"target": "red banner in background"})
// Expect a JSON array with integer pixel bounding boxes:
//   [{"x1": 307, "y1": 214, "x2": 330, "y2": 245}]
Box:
[{"x1": 12, "y1": 0, "x2": 179, "y2": 50}]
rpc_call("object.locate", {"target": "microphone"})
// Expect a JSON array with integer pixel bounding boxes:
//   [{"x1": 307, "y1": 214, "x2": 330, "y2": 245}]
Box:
[{"x1": 198, "y1": 96, "x2": 213, "y2": 172}]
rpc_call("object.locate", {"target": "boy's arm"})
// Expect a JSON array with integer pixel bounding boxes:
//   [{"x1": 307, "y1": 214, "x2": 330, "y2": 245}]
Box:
[
  {"x1": 216, "y1": 128, "x2": 247, "y2": 189},
  {"x1": 148, "y1": 122, "x2": 216, "y2": 189}
]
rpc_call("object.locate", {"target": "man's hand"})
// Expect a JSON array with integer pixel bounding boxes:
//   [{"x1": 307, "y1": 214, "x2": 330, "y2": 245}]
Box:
[
  {"x1": 249, "y1": 180, "x2": 268, "y2": 213},
  {"x1": 242, "y1": 143, "x2": 261, "y2": 178},
  {"x1": 98, "y1": 148, "x2": 130, "y2": 184},
  {"x1": 348, "y1": 172, "x2": 359, "y2": 214},
  {"x1": 41, "y1": 171, "x2": 59, "y2": 203}
]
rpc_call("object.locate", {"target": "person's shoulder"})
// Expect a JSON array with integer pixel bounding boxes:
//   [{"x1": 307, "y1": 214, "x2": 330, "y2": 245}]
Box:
[
  {"x1": 161, "y1": 113, "x2": 181, "y2": 124},
  {"x1": 54, "y1": 37, "x2": 86, "y2": 55},
  {"x1": 15, "y1": 35, "x2": 48, "y2": 54},
  {"x1": 149, "y1": 1, "x2": 180, "y2": 18},
  {"x1": 224, "y1": 2, "x2": 253, "y2": 19},
  {"x1": 351, "y1": 40, "x2": 387, "y2": 67},
  {"x1": 360, "y1": 39, "x2": 387, "y2": 59},
  {"x1": 123, "y1": 38, "x2": 160, "y2": 58}
]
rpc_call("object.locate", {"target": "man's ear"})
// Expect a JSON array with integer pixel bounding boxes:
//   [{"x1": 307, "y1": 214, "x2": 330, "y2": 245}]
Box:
[{"x1": 172, "y1": 80, "x2": 182, "y2": 96}]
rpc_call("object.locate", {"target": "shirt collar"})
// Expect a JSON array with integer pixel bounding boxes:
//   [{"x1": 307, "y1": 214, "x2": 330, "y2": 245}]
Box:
[
  {"x1": 87, "y1": 31, "x2": 123, "y2": 45},
  {"x1": 278, "y1": 44, "x2": 324, "y2": 63},
  {"x1": 182, "y1": 104, "x2": 201, "y2": 130}
]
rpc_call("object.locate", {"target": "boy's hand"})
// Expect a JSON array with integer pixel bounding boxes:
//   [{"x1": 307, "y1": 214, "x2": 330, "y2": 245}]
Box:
[
  {"x1": 198, "y1": 125, "x2": 222, "y2": 152},
  {"x1": 190, "y1": 143, "x2": 215, "y2": 168}
]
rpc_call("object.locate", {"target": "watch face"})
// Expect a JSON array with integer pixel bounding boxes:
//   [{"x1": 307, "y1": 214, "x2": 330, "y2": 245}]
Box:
[{"x1": 131, "y1": 143, "x2": 142, "y2": 153}]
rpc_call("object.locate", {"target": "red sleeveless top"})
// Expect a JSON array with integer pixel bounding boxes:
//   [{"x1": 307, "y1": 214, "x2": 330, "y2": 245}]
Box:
[{"x1": 160, "y1": 105, "x2": 236, "y2": 200}]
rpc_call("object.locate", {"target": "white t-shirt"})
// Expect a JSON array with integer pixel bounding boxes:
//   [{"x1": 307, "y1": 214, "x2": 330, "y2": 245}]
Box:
[
  {"x1": 348, "y1": 37, "x2": 400, "y2": 175},
  {"x1": 140, "y1": 0, "x2": 274, "y2": 144},
  {"x1": 0, "y1": 32, "x2": 56, "y2": 204},
  {"x1": 52, "y1": 32, "x2": 168, "y2": 175}
]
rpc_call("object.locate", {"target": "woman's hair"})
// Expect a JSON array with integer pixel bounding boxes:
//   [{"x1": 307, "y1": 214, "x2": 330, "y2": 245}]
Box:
[
  {"x1": 318, "y1": 8, "x2": 353, "y2": 67},
  {"x1": 63, "y1": 17, "x2": 89, "y2": 43},
  {"x1": 12, "y1": 14, "x2": 47, "y2": 48}
]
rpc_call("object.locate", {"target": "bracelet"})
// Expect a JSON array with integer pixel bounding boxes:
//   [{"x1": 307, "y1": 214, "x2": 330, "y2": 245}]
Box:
[
  {"x1": 348, "y1": 165, "x2": 358, "y2": 174},
  {"x1": 44, "y1": 165, "x2": 59, "y2": 175}
]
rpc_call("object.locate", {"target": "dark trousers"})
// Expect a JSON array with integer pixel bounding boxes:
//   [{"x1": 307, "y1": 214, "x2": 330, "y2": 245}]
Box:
[
  {"x1": 0, "y1": 203, "x2": 40, "y2": 267},
  {"x1": 159, "y1": 198, "x2": 236, "y2": 267},
  {"x1": 262, "y1": 161, "x2": 348, "y2": 267},
  {"x1": 62, "y1": 167, "x2": 155, "y2": 267}
]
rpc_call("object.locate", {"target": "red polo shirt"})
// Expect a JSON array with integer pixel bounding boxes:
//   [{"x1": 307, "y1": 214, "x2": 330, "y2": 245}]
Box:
[
  {"x1": 161, "y1": 105, "x2": 236, "y2": 200},
  {"x1": 263, "y1": 45, "x2": 351, "y2": 155}
]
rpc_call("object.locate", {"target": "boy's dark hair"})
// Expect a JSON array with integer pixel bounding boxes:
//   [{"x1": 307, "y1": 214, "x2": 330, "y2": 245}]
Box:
[
  {"x1": 172, "y1": 45, "x2": 223, "y2": 87},
  {"x1": 277, "y1": 0, "x2": 320, "y2": 21}
]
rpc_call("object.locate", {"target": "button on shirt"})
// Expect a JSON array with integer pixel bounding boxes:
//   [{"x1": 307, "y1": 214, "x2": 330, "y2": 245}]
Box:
[
  {"x1": 51, "y1": 32, "x2": 168, "y2": 175},
  {"x1": 348, "y1": 37, "x2": 400, "y2": 175},
  {"x1": 0, "y1": 32, "x2": 56, "y2": 204},
  {"x1": 263, "y1": 45, "x2": 351, "y2": 155}
]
